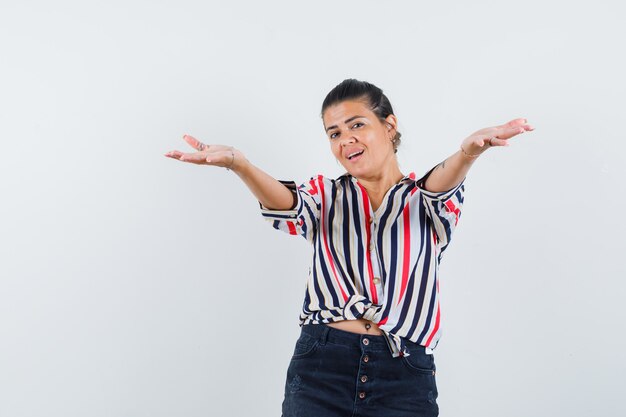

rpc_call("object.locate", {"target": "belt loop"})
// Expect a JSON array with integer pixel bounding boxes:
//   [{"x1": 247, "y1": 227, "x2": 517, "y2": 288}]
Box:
[{"x1": 320, "y1": 324, "x2": 330, "y2": 345}]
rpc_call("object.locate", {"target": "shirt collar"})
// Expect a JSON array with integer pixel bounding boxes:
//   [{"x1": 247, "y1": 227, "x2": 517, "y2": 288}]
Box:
[{"x1": 337, "y1": 171, "x2": 417, "y2": 185}]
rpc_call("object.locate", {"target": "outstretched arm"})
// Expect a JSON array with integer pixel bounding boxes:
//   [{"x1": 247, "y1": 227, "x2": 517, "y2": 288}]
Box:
[
  {"x1": 164, "y1": 134, "x2": 296, "y2": 211},
  {"x1": 422, "y1": 118, "x2": 534, "y2": 193}
]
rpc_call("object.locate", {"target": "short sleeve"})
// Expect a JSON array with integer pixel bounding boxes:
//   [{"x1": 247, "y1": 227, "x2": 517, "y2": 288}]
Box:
[
  {"x1": 258, "y1": 176, "x2": 321, "y2": 243},
  {"x1": 416, "y1": 166, "x2": 465, "y2": 261}
]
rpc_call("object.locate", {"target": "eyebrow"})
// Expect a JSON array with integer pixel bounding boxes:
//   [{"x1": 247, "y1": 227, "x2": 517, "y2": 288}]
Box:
[{"x1": 325, "y1": 115, "x2": 366, "y2": 133}]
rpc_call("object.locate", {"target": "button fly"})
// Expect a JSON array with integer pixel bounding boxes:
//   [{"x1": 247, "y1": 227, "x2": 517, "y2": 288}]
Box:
[{"x1": 362, "y1": 338, "x2": 370, "y2": 346}]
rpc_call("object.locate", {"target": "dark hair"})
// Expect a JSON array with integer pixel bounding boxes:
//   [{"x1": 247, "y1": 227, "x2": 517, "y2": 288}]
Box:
[{"x1": 320, "y1": 78, "x2": 402, "y2": 153}]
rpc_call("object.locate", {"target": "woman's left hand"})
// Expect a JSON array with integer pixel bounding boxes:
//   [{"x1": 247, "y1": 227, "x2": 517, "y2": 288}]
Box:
[{"x1": 461, "y1": 118, "x2": 534, "y2": 156}]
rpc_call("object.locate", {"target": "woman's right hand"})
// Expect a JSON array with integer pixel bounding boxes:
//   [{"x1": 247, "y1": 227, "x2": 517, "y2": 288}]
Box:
[
  {"x1": 164, "y1": 134, "x2": 247, "y2": 171},
  {"x1": 166, "y1": 134, "x2": 296, "y2": 211}
]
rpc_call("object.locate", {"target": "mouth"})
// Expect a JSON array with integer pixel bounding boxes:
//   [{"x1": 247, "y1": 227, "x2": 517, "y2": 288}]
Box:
[{"x1": 346, "y1": 150, "x2": 364, "y2": 162}]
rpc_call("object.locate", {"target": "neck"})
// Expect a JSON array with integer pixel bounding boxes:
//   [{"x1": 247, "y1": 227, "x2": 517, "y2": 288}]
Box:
[{"x1": 354, "y1": 163, "x2": 404, "y2": 197}]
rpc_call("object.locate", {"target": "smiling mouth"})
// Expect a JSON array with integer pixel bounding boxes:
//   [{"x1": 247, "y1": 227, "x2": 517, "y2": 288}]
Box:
[{"x1": 347, "y1": 150, "x2": 364, "y2": 160}]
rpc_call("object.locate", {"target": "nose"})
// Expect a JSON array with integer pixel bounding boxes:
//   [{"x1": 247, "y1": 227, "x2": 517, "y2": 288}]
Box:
[{"x1": 340, "y1": 135, "x2": 357, "y2": 147}]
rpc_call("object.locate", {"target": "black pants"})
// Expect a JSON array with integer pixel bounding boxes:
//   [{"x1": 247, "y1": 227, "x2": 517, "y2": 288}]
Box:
[{"x1": 282, "y1": 323, "x2": 439, "y2": 417}]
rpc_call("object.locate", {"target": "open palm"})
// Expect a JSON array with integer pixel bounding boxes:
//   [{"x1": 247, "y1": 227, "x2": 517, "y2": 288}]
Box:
[
  {"x1": 461, "y1": 118, "x2": 534, "y2": 156},
  {"x1": 164, "y1": 134, "x2": 240, "y2": 168}
]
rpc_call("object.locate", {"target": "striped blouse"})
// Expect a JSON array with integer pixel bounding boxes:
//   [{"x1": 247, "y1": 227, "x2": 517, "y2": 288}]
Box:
[{"x1": 258, "y1": 166, "x2": 465, "y2": 358}]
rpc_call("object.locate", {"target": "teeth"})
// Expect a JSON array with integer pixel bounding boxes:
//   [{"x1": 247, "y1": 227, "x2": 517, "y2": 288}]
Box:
[{"x1": 348, "y1": 150, "x2": 363, "y2": 159}]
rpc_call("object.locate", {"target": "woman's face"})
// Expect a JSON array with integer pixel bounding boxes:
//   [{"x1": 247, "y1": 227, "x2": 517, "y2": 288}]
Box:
[{"x1": 322, "y1": 99, "x2": 397, "y2": 179}]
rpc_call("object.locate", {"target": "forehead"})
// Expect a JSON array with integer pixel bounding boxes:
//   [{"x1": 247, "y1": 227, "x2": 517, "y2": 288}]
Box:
[{"x1": 323, "y1": 100, "x2": 374, "y2": 128}]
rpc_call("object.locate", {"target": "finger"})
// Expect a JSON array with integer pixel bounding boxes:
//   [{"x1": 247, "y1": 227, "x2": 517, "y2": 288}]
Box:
[
  {"x1": 164, "y1": 150, "x2": 184, "y2": 159},
  {"x1": 504, "y1": 119, "x2": 535, "y2": 132},
  {"x1": 488, "y1": 137, "x2": 510, "y2": 147},
  {"x1": 496, "y1": 125, "x2": 527, "y2": 140},
  {"x1": 178, "y1": 151, "x2": 210, "y2": 164},
  {"x1": 182, "y1": 134, "x2": 207, "y2": 151},
  {"x1": 475, "y1": 134, "x2": 509, "y2": 148},
  {"x1": 472, "y1": 136, "x2": 507, "y2": 149},
  {"x1": 504, "y1": 118, "x2": 527, "y2": 127}
]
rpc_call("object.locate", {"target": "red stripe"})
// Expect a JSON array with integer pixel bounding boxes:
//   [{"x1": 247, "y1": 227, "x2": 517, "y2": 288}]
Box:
[
  {"x1": 287, "y1": 221, "x2": 297, "y2": 235},
  {"x1": 397, "y1": 189, "x2": 416, "y2": 305},
  {"x1": 356, "y1": 182, "x2": 377, "y2": 304},
  {"x1": 444, "y1": 199, "x2": 460, "y2": 226},
  {"x1": 398, "y1": 205, "x2": 411, "y2": 301},
  {"x1": 307, "y1": 178, "x2": 319, "y2": 195},
  {"x1": 318, "y1": 176, "x2": 348, "y2": 302},
  {"x1": 424, "y1": 299, "x2": 440, "y2": 346}
]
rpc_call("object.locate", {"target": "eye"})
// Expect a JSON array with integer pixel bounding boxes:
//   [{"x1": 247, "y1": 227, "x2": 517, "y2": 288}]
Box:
[{"x1": 329, "y1": 122, "x2": 362, "y2": 139}]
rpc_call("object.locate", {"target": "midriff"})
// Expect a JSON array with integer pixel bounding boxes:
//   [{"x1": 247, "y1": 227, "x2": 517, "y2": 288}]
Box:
[{"x1": 325, "y1": 318, "x2": 384, "y2": 335}]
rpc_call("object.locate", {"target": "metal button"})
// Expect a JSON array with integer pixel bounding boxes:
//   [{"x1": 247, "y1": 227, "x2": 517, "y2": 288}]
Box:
[
  {"x1": 372, "y1": 277, "x2": 380, "y2": 285},
  {"x1": 359, "y1": 391, "x2": 366, "y2": 399},
  {"x1": 361, "y1": 375, "x2": 368, "y2": 383},
  {"x1": 369, "y1": 217, "x2": 373, "y2": 223},
  {"x1": 363, "y1": 355, "x2": 369, "y2": 363},
  {"x1": 362, "y1": 338, "x2": 370, "y2": 345},
  {"x1": 369, "y1": 242, "x2": 375, "y2": 251}
]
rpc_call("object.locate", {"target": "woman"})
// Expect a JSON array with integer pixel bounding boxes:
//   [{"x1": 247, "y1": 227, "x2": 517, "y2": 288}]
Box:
[{"x1": 165, "y1": 79, "x2": 533, "y2": 416}]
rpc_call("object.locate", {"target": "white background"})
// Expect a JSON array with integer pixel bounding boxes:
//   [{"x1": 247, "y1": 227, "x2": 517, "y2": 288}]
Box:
[{"x1": 1, "y1": 1, "x2": 625, "y2": 416}]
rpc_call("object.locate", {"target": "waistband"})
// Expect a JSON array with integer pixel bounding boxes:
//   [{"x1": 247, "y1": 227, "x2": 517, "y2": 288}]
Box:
[{"x1": 300, "y1": 323, "x2": 427, "y2": 357}]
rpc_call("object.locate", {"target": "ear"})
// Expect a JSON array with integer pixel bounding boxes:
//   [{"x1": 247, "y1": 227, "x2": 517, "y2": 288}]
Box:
[{"x1": 385, "y1": 114, "x2": 398, "y2": 132}]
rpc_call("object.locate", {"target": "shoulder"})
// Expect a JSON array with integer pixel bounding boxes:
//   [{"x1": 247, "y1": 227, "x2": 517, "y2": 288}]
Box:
[
  {"x1": 301, "y1": 173, "x2": 341, "y2": 185},
  {"x1": 296, "y1": 174, "x2": 330, "y2": 196},
  {"x1": 298, "y1": 173, "x2": 351, "y2": 196}
]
